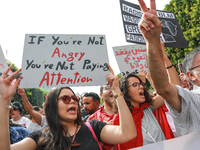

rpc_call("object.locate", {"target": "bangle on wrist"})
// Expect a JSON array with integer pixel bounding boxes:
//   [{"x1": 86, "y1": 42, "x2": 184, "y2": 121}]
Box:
[
  {"x1": 0, "y1": 105, "x2": 11, "y2": 109},
  {"x1": 166, "y1": 64, "x2": 173, "y2": 69},
  {"x1": 114, "y1": 92, "x2": 124, "y2": 99}
]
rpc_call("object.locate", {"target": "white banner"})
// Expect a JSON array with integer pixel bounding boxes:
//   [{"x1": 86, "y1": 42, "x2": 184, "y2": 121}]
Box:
[
  {"x1": 0, "y1": 45, "x2": 8, "y2": 75},
  {"x1": 129, "y1": 132, "x2": 200, "y2": 150},
  {"x1": 20, "y1": 34, "x2": 109, "y2": 88}
]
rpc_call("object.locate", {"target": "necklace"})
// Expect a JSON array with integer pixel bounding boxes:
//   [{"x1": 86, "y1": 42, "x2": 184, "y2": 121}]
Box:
[{"x1": 69, "y1": 125, "x2": 81, "y2": 150}]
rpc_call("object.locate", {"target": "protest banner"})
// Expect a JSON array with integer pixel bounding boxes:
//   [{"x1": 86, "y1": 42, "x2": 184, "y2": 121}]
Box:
[
  {"x1": 0, "y1": 45, "x2": 8, "y2": 76},
  {"x1": 119, "y1": 0, "x2": 188, "y2": 48},
  {"x1": 129, "y1": 131, "x2": 200, "y2": 150},
  {"x1": 20, "y1": 34, "x2": 109, "y2": 88},
  {"x1": 113, "y1": 44, "x2": 148, "y2": 76}
]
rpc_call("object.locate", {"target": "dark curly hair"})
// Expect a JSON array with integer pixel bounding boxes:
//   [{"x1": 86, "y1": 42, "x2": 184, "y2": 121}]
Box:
[
  {"x1": 37, "y1": 87, "x2": 84, "y2": 150},
  {"x1": 116, "y1": 73, "x2": 152, "y2": 112}
]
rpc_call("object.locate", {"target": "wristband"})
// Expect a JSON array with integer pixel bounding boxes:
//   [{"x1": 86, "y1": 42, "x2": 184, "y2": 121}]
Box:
[
  {"x1": 166, "y1": 64, "x2": 173, "y2": 69},
  {"x1": 114, "y1": 92, "x2": 124, "y2": 99},
  {"x1": 0, "y1": 105, "x2": 12, "y2": 109}
]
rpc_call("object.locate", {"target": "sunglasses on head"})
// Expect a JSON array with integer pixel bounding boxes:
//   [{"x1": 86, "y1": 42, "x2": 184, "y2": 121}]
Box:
[
  {"x1": 104, "y1": 85, "x2": 110, "y2": 90},
  {"x1": 58, "y1": 95, "x2": 79, "y2": 104}
]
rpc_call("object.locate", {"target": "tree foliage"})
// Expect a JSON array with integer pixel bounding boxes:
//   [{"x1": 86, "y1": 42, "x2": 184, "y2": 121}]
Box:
[{"x1": 163, "y1": 0, "x2": 200, "y2": 73}]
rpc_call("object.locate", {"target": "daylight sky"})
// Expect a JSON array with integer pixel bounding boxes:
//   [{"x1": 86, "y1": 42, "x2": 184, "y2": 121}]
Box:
[{"x1": 0, "y1": 0, "x2": 171, "y2": 95}]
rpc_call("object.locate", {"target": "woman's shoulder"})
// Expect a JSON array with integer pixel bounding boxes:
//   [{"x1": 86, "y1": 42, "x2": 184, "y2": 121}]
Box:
[{"x1": 27, "y1": 128, "x2": 49, "y2": 143}]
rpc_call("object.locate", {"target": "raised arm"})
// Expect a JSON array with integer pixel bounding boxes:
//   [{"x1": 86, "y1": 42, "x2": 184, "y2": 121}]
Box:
[
  {"x1": 138, "y1": 0, "x2": 181, "y2": 112},
  {"x1": 18, "y1": 88, "x2": 43, "y2": 125},
  {"x1": 100, "y1": 64, "x2": 137, "y2": 144},
  {"x1": 0, "y1": 66, "x2": 22, "y2": 150},
  {"x1": 0, "y1": 67, "x2": 36, "y2": 150},
  {"x1": 161, "y1": 42, "x2": 181, "y2": 86}
]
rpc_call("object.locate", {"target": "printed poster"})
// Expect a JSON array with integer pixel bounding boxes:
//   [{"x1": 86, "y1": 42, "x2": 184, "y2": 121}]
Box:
[{"x1": 119, "y1": 0, "x2": 188, "y2": 48}]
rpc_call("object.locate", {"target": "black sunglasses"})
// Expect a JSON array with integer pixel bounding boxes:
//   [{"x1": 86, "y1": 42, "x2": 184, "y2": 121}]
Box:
[
  {"x1": 58, "y1": 95, "x2": 79, "y2": 104},
  {"x1": 13, "y1": 107, "x2": 18, "y2": 111}
]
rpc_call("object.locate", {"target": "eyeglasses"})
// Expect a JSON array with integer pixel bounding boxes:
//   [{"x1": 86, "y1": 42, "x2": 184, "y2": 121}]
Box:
[
  {"x1": 128, "y1": 82, "x2": 145, "y2": 89},
  {"x1": 189, "y1": 64, "x2": 200, "y2": 71},
  {"x1": 58, "y1": 95, "x2": 79, "y2": 104},
  {"x1": 13, "y1": 107, "x2": 18, "y2": 111}
]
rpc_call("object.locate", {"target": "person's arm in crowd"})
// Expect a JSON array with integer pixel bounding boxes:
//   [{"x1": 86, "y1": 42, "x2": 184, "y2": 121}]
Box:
[
  {"x1": 138, "y1": 0, "x2": 181, "y2": 112},
  {"x1": 138, "y1": 69, "x2": 147, "y2": 83},
  {"x1": 162, "y1": 42, "x2": 181, "y2": 86},
  {"x1": 0, "y1": 66, "x2": 37, "y2": 150},
  {"x1": 100, "y1": 64, "x2": 137, "y2": 144},
  {"x1": 18, "y1": 88, "x2": 43, "y2": 125},
  {"x1": 145, "y1": 73, "x2": 155, "y2": 89}
]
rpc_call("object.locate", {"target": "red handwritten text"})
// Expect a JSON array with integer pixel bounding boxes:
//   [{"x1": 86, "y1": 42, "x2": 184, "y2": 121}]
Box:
[
  {"x1": 39, "y1": 71, "x2": 92, "y2": 87},
  {"x1": 51, "y1": 47, "x2": 85, "y2": 62}
]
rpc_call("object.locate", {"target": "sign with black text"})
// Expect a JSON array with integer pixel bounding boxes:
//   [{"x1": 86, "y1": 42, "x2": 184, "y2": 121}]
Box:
[
  {"x1": 20, "y1": 34, "x2": 109, "y2": 88},
  {"x1": 119, "y1": 0, "x2": 188, "y2": 48}
]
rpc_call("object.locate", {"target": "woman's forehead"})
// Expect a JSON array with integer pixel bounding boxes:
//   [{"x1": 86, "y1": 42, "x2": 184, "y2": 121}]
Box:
[
  {"x1": 59, "y1": 88, "x2": 74, "y2": 96},
  {"x1": 128, "y1": 76, "x2": 139, "y2": 83}
]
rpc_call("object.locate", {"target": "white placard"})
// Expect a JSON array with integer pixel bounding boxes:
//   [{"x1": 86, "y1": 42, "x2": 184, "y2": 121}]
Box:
[
  {"x1": 0, "y1": 45, "x2": 8, "y2": 75},
  {"x1": 113, "y1": 44, "x2": 148, "y2": 76},
  {"x1": 20, "y1": 34, "x2": 109, "y2": 88},
  {"x1": 129, "y1": 131, "x2": 200, "y2": 150}
]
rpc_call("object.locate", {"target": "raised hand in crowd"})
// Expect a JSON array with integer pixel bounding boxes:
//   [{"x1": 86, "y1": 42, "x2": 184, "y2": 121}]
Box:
[
  {"x1": 138, "y1": 0, "x2": 200, "y2": 138},
  {"x1": 138, "y1": 0, "x2": 182, "y2": 112},
  {"x1": 137, "y1": 69, "x2": 147, "y2": 83},
  {"x1": 18, "y1": 88, "x2": 46, "y2": 126},
  {"x1": 0, "y1": 66, "x2": 23, "y2": 150}
]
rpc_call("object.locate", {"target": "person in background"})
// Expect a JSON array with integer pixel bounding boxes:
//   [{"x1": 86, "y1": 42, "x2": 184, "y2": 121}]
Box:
[
  {"x1": 18, "y1": 88, "x2": 47, "y2": 128},
  {"x1": 82, "y1": 92, "x2": 100, "y2": 122},
  {"x1": 111, "y1": 71, "x2": 173, "y2": 149},
  {"x1": 87, "y1": 85, "x2": 115, "y2": 123},
  {"x1": 87, "y1": 85, "x2": 116, "y2": 150},
  {"x1": 80, "y1": 92, "x2": 88, "y2": 119},
  {"x1": 9, "y1": 103, "x2": 31, "y2": 144},
  {"x1": 27, "y1": 106, "x2": 44, "y2": 132},
  {"x1": 10, "y1": 101, "x2": 31, "y2": 128}
]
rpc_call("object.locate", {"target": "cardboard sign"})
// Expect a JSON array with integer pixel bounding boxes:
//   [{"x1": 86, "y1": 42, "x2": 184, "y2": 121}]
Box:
[
  {"x1": 20, "y1": 34, "x2": 109, "y2": 88},
  {"x1": 113, "y1": 44, "x2": 148, "y2": 76},
  {"x1": 119, "y1": 0, "x2": 188, "y2": 48},
  {"x1": 0, "y1": 45, "x2": 8, "y2": 76},
  {"x1": 129, "y1": 131, "x2": 200, "y2": 150}
]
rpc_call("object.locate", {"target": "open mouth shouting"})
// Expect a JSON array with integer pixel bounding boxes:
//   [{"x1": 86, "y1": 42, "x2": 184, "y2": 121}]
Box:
[{"x1": 67, "y1": 106, "x2": 77, "y2": 114}]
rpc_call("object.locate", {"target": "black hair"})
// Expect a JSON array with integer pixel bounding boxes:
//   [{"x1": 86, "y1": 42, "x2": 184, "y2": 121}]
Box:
[
  {"x1": 83, "y1": 92, "x2": 100, "y2": 103},
  {"x1": 119, "y1": 73, "x2": 152, "y2": 112}
]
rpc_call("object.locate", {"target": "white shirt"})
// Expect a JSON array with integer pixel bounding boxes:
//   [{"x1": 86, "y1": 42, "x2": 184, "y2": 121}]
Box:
[
  {"x1": 192, "y1": 84, "x2": 200, "y2": 95},
  {"x1": 11, "y1": 116, "x2": 31, "y2": 128}
]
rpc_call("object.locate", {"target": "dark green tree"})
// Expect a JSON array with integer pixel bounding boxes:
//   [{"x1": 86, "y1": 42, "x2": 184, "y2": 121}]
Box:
[
  {"x1": 163, "y1": 0, "x2": 200, "y2": 73},
  {"x1": 7, "y1": 60, "x2": 48, "y2": 115}
]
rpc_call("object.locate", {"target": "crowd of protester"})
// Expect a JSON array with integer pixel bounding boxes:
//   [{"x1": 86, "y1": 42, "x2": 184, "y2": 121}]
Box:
[{"x1": 0, "y1": 0, "x2": 200, "y2": 149}]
